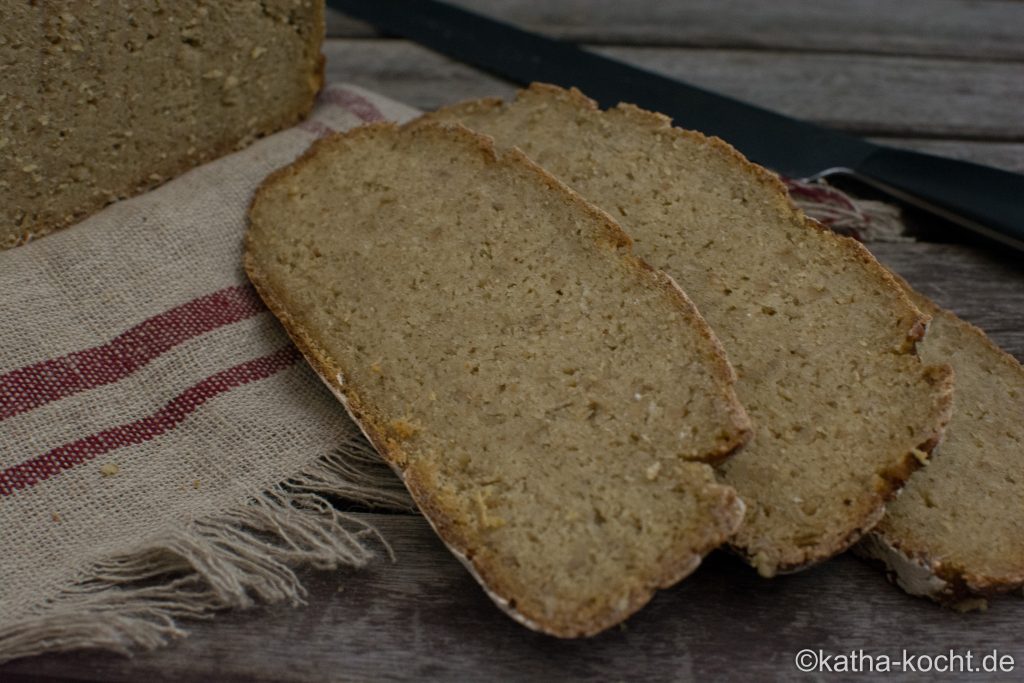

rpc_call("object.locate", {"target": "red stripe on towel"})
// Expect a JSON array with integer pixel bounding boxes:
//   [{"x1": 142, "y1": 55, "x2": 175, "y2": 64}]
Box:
[
  {"x1": 0, "y1": 285, "x2": 265, "y2": 421},
  {"x1": 0, "y1": 346, "x2": 301, "y2": 497}
]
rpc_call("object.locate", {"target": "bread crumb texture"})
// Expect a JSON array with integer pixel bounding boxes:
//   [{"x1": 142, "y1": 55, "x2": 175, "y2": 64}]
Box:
[
  {"x1": 1, "y1": 0, "x2": 323, "y2": 247},
  {"x1": 426, "y1": 84, "x2": 954, "y2": 576},
  {"x1": 866, "y1": 287, "x2": 1024, "y2": 604},
  {"x1": 245, "y1": 122, "x2": 749, "y2": 637}
]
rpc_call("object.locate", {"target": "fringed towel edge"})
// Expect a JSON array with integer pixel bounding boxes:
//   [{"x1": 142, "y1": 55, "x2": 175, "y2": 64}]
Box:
[{"x1": 0, "y1": 438, "x2": 413, "y2": 664}]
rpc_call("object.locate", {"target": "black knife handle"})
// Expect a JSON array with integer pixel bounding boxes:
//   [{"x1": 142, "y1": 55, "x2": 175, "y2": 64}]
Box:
[{"x1": 854, "y1": 147, "x2": 1024, "y2": 251}]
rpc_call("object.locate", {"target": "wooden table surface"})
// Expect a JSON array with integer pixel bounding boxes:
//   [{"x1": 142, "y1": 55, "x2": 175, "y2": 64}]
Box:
[{"x1": 5, "y1": 1, "x2": 1023, "y2": 680}]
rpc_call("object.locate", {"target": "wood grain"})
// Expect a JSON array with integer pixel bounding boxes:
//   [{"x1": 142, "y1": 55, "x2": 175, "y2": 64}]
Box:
[
  {"x1": 4, "y1": 512, "x2": 1022, "y2": 682},
  {"x1": 323, "y1": 40, "x2": 1024, "y2": 139},
  {"x1": 869, "y1": 242, "x2": 1024, "y2": 360},
  {"x1": 325, "y1": 0, "x2": 1024, "y2": 61},
  {"x1": 868, "y1": 139, "x2": 1024, "y2": 174}
]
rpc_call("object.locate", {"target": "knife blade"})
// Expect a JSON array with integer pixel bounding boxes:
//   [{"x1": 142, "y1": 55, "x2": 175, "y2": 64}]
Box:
[{"x1": 328, "y1": 0, "x2": 1024, "y2": 252}]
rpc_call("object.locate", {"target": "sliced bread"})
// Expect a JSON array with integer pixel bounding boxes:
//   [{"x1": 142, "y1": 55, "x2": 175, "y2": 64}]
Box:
[
  {"x1": 425, "y1": 84, "x2": 955, "y2": 576},
  {"x1": 244, "y1": 122, "x2": 752, "y2": 636},
  {"x1": 858, "y1": 282, "x2": 1024, "y2": 609},
  {"x1": 2, "y1": 0, "x2": 324, "y2": 248}
]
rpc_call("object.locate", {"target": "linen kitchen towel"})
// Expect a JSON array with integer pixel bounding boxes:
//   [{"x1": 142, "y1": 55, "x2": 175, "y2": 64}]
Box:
[{"x1": 0, "y1": 84, "x2": 418, "y2": 663}]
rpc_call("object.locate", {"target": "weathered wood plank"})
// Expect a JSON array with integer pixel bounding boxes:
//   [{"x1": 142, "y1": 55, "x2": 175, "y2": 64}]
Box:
[
  {"x1": 323, "y1": 40, "x2": 1024, "y2": 139},
  {"x1": 597, "y1": 46, "x2": 1024, "y2": 139},
  {"x1": 4, "y1": 512, "x2": 1022, "y2": 682},
  {"x1": 868, "y1": 242, "x2": 1024, "y2": 361},
  {"x1": 869, "y1": 139, "x2": 1024, "y2": 174},
  {"x1": 324, "y1": 39, "x2": 517, "y2": 113},
  {"x1": 325, "y1": 0, "x2": 1024, "y2": 61}
]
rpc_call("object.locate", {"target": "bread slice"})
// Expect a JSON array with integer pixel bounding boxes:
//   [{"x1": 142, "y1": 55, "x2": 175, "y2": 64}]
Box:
[
  {"x1": 425, "y1": 84, "x2": 955, "y2": 576},
  {"x1": 858, "y1": 282, "x2": 1024, "y2": 609},
  {"x1": 2, "y1": 0, "x2": 324, "y2": 248},
  {"x1": 244, "y1": 121, "x2": 752, "y2": 636}
]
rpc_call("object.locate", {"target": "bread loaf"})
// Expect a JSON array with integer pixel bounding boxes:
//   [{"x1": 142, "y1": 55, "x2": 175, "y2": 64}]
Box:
[
  {"x1": 426, "y1": 84, "x2": 954, "y2": 576},
  {"x1": 2, "y1": 0, "x2": 324, "y2": 248},
  {"x1": 858, "y1": 283, "x2": 1024, "y2": 609},
  {"x1": 245, "y1": 121, "x2": 752, "y2": 636}
]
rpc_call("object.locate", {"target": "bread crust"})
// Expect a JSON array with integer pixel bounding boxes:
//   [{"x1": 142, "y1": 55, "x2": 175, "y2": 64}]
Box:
[
  {"x1": 605, "y1": 95, "x2": 955, "y2": 575},
  {"x1": 244, "y1": 120, "x2": 751, "y2": 637},
  {"x1": 5, "y1": 1, "x2": 326, "y2": 249},
  {"x1": 857, "y1": 274, "x2": 1024, "y2": 607},
  {"x1": 425, "y1": 84, "x2": 956, "y2": 575}
]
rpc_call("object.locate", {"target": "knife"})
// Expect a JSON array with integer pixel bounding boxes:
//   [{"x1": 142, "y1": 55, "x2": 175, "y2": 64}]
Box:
[{"x1": 327, "y1": 0, "x2": 1024, "y2": 253}]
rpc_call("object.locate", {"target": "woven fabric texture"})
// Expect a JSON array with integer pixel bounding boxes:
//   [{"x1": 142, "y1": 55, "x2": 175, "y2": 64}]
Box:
[{"x1": 0, "y1": 84, "x2": 418, "y2": 663}]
